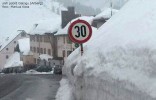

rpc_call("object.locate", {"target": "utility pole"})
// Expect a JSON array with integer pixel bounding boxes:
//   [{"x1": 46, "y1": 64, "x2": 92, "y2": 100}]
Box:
[{"x1": 110, "y1": 0, "x2": 113, "y2": 17}]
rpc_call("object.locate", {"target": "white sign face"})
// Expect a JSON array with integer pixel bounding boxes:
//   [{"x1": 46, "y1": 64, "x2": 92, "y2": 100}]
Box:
[
  {"x1": 72, "y1": 23, "x2": 90, "y2": 41},
  {"x1": 68, "y1": 20, "x2": 92, "y2": 44}
]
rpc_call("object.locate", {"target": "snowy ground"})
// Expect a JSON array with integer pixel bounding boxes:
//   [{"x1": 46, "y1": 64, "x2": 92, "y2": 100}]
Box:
[{"x1": 56, "y1": 0, "x2": 156, "y2": 100}]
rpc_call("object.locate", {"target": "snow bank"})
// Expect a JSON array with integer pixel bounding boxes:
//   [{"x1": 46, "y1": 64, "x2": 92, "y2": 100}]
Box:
[
  {"x1": 25, "y1": 69, "x2": 53, "y2": 74},
  {"x1": 4, "y1": 52, "x2": 23, "y2": 68},
  {"x1": 56, "y1": 78, "x2": 74, "y2": 100},
  {"x1": 57, "y1": 0, "x2": 156, "y2": 100},
  {"x1": 39, "y1": 54, "x2": 53, "y2": 61}
]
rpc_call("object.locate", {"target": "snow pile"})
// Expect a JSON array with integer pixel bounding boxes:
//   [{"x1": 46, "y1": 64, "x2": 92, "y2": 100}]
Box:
[
  {"x1": 56, "y1": 78, "x2": 74, "y2": 100},
  {"x1": 0, "y1": 0, "x2": 60, "y2": 43},
  {"x1": 39, "y1": 54, "x2": 53, "y2": 61},
  {"x1": 57, "y1": 0, "x2": 156, "y2": 100},
  {"x1": 18, "y1": 38, "x2": 31, "y2": 55},
  {"x1": 30, "y1": 18, "x2": 61, "y2": 34},
  {"x1": 25, "y1": 69, "x2": 53, "y2": 74},
  {"x1": 55, "y1": 16, "x2": 96, "y2": 36},
  {"x1": 4, "y1": 52, "x2": 23, "y2": 68},
  {"x1": 94, "y1": 8, "x2": 118, "y2": 20}
]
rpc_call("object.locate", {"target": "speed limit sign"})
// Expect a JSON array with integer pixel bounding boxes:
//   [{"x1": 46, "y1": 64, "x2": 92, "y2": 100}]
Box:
[{"x1": 68, "y1": 19, "x2": 92, "y2": 44}]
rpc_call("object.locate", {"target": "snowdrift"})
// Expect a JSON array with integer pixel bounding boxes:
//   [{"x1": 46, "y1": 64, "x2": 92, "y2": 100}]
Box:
[
  {"x1": 57, "y1": 0, "x2": 156, "y2": 100},
  {"x1": 4, "y1": 52, "x2": 23, "y2": 68}
]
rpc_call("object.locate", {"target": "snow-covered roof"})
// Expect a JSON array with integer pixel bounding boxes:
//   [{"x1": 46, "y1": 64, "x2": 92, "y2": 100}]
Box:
[
  {"x1": 4, "y1": 52, "x2": 23, "y2": 68},
  {"x1": 0, "y1": 0, "x2": 60, "y2": 43},
  {"x1": 0, "y1": 32, "x2": 21, "y2": 52},
  {"x1": 39, "y1": 54, "x2": 53, "y2": 61},
  {"x1": 55, "y1": 16, "x2": 95, "y2": 36},
  {"x1": 65, "y1": 0, "x2": 156, "y2": 99},
  {"x1": 18, "y1": 38, "x2": 31, "y2": 55},
  {"x1": 30, "y1": 18, "x2": 61, "y2": 35},
  {"x1": 94, "y1": 8, "x2": 118, "y2": 20}
]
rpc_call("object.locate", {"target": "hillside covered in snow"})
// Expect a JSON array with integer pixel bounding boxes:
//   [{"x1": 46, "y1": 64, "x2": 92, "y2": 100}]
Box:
[
  {"x1": 0, "y1": 0, "x2": 62, "y2": 44},
  {"x1": 57, "y1": 0, "x2": 156, "y2": 100}
]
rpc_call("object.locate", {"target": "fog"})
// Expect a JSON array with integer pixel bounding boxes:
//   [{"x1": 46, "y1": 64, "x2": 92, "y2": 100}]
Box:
[{"x1": 75, "y1": 0, "x2": 129, "y2": 9}]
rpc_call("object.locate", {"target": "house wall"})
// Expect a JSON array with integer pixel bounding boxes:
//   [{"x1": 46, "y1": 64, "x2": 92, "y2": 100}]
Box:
[
  {"x1": 30, "y1": 34, "x2": 54, "y2": 64},
  {"x1": 0, "y1": 33, "x2": 29, "y2": 70},
  {"x1": 22, "y1": 55, "x2": 34, "y2": 65},
  {"x1": 56, "y1": 35, "x2": 75, "y2": 61}
]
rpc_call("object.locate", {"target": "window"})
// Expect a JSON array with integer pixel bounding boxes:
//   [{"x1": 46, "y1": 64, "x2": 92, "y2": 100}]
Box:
[
  {"x1": 63, "y1": 37, "x2": 66, "y2": 44},
  {"x1": 44, "y1": 36, "x2": 50, "y2": 42},
  {"x1": 14, "y1": 41, "x2": 16, "y2": 44},
  {"x1": 6, "y1": 55, "x2": 9, "y2": 59},
  {"x1": 34, "y1": 58, "x2": 36, "y2": 64},
  {"x1": 6, "y1": 48, "x2": 8, "y2": 51},
  {"x1": 62, "y1": 50, "x2": 65, "y2": 57},
  {"x1": 30, "y1": 35, "x2": 35, "y2": 41},
  {"x1": 48, "y1": 49, "x2": 51, "y2": 55},
  {"x1": 44, "y1": 48, "x2": 46, "y2": 54},
  {"x1": 37, "y1": 47, "x2": 40, "y2": 53},
  {"x1": 67, "y1": 51, "x2": 72, "y2": 56},
  {"x1": 40, "y1": 48, "x2": 43, "y2": 54},
  {"x1": 33, "y1": 47, "x2": 36, "y2": 52},
  {"x1": 37, "y1": 35, "x2": 40, "y2": 42},
  {"x1": 40, "y1": 36, "x2": 42, "y2": 42},
  {"x1": 30, "y1": 47, "x2": 33, "y2": 51}
]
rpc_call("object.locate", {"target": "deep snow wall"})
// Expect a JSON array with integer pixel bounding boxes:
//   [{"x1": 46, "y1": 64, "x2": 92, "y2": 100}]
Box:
[
  {"x1": 60, "y1": 0, "x2": 156, "y2": 100},
  {"x1": 63, "y1": 47, "x2": 156, "y2": 100}
]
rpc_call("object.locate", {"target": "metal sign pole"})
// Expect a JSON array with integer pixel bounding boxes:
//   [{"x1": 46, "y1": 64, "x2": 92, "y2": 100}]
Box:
[{"x1": 80, "y1": 44, "x2": 83, "y2": 56}]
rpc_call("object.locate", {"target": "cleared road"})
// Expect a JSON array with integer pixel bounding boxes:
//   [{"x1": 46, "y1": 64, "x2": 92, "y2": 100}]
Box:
[{"x1": 0, "y1": 74, "x2": 62, "y2": 100}]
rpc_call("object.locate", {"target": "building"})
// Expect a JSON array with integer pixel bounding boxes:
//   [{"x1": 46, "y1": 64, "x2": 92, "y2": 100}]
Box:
[
  {"x1": 0, "y1": 31, "x2": 29, "y2": 70},
  {"x1": 0, "y1": 7, "x2": 81, "y2": 70},
  {"x1": 61, "y1": 7, "x2": 81, "y2": 28},
  {"x1": 92, "y1": 18, "x2": 108, "y2": 28},
  {"x1": 29, "y1": 6, "x2": 80, "y2": 67},
  {"x1": 55, "y1": 34, "x2": 74, "y2": 61},
  {"x1": 92, "y1": 8, "x2": 118, "y2": 28},
  {"x1": 29, "y1": 33, "x2": 56, "y2": 65}
]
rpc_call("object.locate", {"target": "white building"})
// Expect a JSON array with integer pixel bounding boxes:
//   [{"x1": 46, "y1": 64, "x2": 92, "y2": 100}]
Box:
[{"x1": 0, "y1": 31, "x2": 29, "y2": 70}]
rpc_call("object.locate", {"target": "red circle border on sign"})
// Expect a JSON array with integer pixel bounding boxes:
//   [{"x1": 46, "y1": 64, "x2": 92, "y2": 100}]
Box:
[{"x1": 68, "y1": 19, "x2": 92, "y2": 44}]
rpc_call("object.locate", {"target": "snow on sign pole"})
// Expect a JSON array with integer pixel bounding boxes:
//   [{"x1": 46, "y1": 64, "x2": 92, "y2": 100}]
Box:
[{"x1": 68, "y1": 19, "x2": 92, "y2": 56}]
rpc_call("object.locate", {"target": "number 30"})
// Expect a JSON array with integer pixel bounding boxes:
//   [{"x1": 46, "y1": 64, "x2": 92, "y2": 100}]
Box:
[{"x1": 74, "y1": 25, "x2": 87, "y2": 37}]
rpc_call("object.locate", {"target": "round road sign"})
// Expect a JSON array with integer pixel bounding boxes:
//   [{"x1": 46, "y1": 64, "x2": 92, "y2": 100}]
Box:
[{"x1": 68, "y1": 19, "x2": 92, "y2": 44}]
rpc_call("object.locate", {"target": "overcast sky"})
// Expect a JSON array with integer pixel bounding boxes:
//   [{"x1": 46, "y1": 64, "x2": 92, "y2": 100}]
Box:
[{"x1": 75, "y1": 0, "x2": 129, "y2": 9}]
